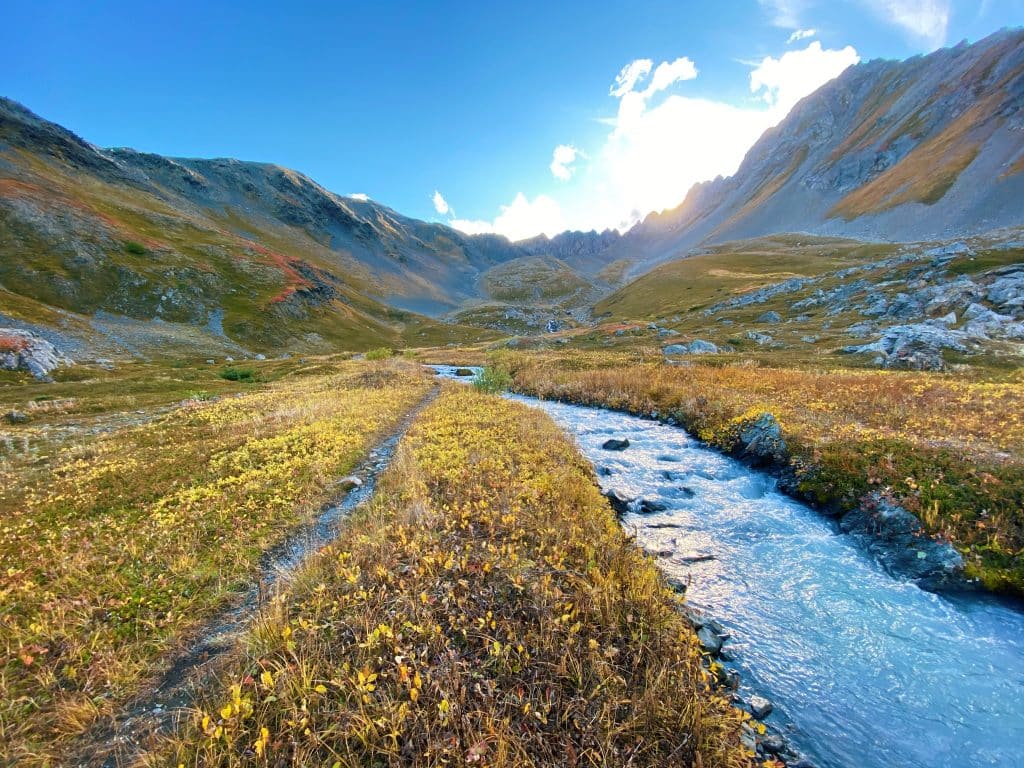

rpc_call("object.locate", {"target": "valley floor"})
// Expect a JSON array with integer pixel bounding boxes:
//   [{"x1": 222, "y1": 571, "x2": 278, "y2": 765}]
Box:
[{"x1": 0, "y1": 358, "x2": 750, "y2": 766}]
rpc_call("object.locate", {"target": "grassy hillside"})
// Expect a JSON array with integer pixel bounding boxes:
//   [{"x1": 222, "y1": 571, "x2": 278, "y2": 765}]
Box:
[
  {"x1": 0, "y1": 146, "x2": 497, "y2": 357},
  {"x1": 594, "y1": 235, "x2": 896, "y2": 321}
]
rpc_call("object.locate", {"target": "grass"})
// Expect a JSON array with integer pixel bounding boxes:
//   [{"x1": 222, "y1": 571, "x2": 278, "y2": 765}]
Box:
[
  {"x1": 481, "y1": 256, "x2": 591, "y2": 304},
  {"x1": 593, "y1": 235, "x2": 897, "y2": 322},
  {"x1": 158, "y1": 387, "x2": 750, "y2": 767},
  {"x1": 0, "y1": 359, "x2": 433, "y2": 764},
  {"x1": 502, "y1": 350, "x2": 1024, "y2": 596}
]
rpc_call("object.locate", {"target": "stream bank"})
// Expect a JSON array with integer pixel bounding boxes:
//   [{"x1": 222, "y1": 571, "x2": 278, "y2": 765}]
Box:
[{"x1": 429, "y1": 366, "x2": 1024, "y2": 768}]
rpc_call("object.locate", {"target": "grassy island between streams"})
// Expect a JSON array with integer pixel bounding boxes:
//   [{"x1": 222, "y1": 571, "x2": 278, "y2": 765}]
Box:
[{"x1": 160, "y1": 385, "x2": 750, "y2": 767}]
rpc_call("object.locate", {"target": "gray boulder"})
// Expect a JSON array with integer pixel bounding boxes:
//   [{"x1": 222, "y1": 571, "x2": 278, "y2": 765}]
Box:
[
  {"x1": 987, "y1": 273, "x2": 1024, "y2": 312},
  {"x1": 0, "y1": 329, "x2": 70, "y2": 381},
  {"x1": 687, "y1": 339, "x2": 720, "y2": 354},
  {"x1": 697, "y1": 626, "x2": 723, "y2": 655},
  {"x1": 663, "y1": 339, "x2": 720, "y2": 355},
  {"x1": 4, "y1": 410, "x2": 28, "y2": 424},
  {"x1": 758, "y1": 311, "x2": 783, "y2": 323},
  {"x1": 735, "y1": 413, "x2": 788, "y2": 465},
  {"x1": 844, "y1": 323, "x2": 969, "y2": 371},
  {"x1": 746, "y1": 331, "x2": 774, "y2": 346},
  {"x1": 839, "y1": 491, "x2": 964, "y2": 584},
  {"x1": 749, "y1": 695, "x2": 773, "y2": 719}
]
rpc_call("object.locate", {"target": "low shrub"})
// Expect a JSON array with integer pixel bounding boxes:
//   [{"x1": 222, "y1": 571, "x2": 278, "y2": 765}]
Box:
[
  {"x1": 473, "y1": 365, "x2": 513, "y2": 393},
  {"x1": 219, "y1": 366, "x2": 257, "y2": 382}
]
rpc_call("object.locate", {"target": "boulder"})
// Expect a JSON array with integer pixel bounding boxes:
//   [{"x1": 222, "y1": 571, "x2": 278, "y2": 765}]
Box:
[
  {"x1": 601, "y1": 438, "x2": 630, "y2": 451},
  {"x1": 336, "y1": 475, "x2": 363, "y2": 492},
  {"x1": 663, "y1": 339, "x2": 720, "y2": 355},
  {"x1": 839, "y1": 492, "x2": 965, "y2": 584},
  {"x1": 758, "y1": 311, "x2": 783, "y2": 323},
  {"x1": 638, "y1": 498, "x2": 669, "y2": 514},
  {"x1": 987, "y1": 273, "x2": 1024, "y2": 311},
  {"x1": 761, "y1": 734, "x2": 786, "y2": 755},
  {"x1": 603, "y1": 489, "x2": 634, "y2": 517},
  {"x1": 745, "y1": 331, "x2": 774, "y2": 346},
  {"x1": 454, "y1": 368, "x2": 475, "y2": 377},
  {"x1": 735, "y1": 413, "x2": 787, "y2": 465},
  {"x1": 0, "y1": 329, "x2": 70, "y2": 382},
  {"x1": 924, "y1": 241, "x2": 973, "y2": 264},
  {"x1": 4, "y1": 410, "x2": 28, "y2": 424},
  {"x1": 687, "y1": 339, "x2": 720, "y2": 354},
  {"x1": 749, "y1": 695, "x2": 773, "y2": 719},
  {"x1": 844, "y1": 323, "x2": 970, "y2": 371},
  {"x1": 696, "y1": 626, "x2": 723, "y2": 655}
]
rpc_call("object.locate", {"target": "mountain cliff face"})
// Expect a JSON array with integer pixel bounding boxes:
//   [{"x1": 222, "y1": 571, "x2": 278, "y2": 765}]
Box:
[{"x1": 616, "y1": 29, "x2": 1024, "y2": 271}]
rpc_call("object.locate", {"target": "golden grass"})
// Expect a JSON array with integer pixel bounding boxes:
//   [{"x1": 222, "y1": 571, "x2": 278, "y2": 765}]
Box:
[
  {"x1": 158, "y1": 387, "x2": 751, "y2": 767},
  {"x1": 0, "y1": 360, "x2": 433, "y2": 764},
  {"x1": 829, "y1": 97, "x2": 992, "y2": 219}
]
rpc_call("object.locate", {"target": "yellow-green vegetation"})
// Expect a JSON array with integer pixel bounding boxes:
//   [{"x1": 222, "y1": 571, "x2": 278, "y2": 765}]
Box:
[
  {"x1": 162, "y1": 387, "x2": 750, "y2": 767},
  {"x1": 594, "y1": 235, "x2": 896, "y2": 322},
  {"x1": 0, "y1": 359, "x2": 433, "y2": 763},
  {"x1": 481, "y1": 256, "x2": 591, "y2": 304},
  {"x1": 502, "y1": 350, "x2": 1024, "y2": 596}
]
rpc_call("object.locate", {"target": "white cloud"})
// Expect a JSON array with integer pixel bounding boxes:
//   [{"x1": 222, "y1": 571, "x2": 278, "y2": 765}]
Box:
[
  {"x1": 646, "y1": 57, "x2": 699, "y2": 95},
  {"x1": 450, "y1": 193, "x2": 565, "y2": 241},
  {"x1": 347, "y1": 192, "x2": 370, "y2": 201},
  {"x1": 550, "y1": 144, "x2": 586, "y2": 181},
  {"x1": 758, "y1": 0, "x2": 810, "y2": 28},
  {"x1": 610, "y1": 59, "x2": 653, "y2": 97},
  {"x1": 787, "y1": 28, "x2": 817, "y2": 43},
  {"x1": 446, "y1": 41, "x2": 860, "y2": 239},
  {"x1": 750, "y1": 41, "x2": 860, "y2": 114},
  {"x1": 431, "y1": 190, "x2": 450, "y2": 215},
  {"x1": 860, "y1": 0, "x2": 950, "y2": 48}
]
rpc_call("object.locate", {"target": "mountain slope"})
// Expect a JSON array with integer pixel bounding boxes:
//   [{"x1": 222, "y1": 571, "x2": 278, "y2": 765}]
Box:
[
  {"x1": 0, "y1": 98, "x2": 625, "y2": 357},
  {"x1": 611, "y1": 28, "x2": 1024, "y2": 273}
]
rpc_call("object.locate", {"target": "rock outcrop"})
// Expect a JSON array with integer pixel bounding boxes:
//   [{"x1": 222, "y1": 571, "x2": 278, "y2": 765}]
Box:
[{"x1": 0, "y1": 329, "x2": 70, "y2": 381}]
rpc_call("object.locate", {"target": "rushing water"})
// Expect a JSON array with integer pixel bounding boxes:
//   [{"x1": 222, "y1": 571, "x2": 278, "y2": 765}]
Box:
[{"x1": 428, "y1": 367, "x2": 1024, "y2": 767}]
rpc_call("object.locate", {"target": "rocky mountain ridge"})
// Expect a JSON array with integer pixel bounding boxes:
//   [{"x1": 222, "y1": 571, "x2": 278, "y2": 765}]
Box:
[{"x1": 612, "y1": 28, "x2": 1024, "y2": 273}]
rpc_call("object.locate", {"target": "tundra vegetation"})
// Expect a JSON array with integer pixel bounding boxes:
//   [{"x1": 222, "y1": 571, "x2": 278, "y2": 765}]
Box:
[
  {"x1": 0, "y1": 359, "x2": 432, "y2": 763},
  {"x1": 160, "y1": 387, "x2": 750, "y2": 767}
]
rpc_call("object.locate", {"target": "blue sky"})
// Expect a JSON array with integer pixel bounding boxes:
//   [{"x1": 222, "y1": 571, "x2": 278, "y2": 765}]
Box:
[{"x1": 3, "y1": 0, "x2": 1023, "y2": 239}]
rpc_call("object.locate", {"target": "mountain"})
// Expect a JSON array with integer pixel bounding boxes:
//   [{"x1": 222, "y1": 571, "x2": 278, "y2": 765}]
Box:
[
  {"x1": 611, "y1": 28, "x2": 1024, "y2": 274},
  {"x1": 2, "y1": 30, "x2": 1023, "y2": 362},
  {"x1": 0, "y1": 97, "x2": 626, "y2": 358}
]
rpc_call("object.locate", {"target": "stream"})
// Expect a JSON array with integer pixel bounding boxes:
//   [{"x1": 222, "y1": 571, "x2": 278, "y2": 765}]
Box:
[{"x1": 431, "y1": 366, "x2": 1024, "y2": 768}]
